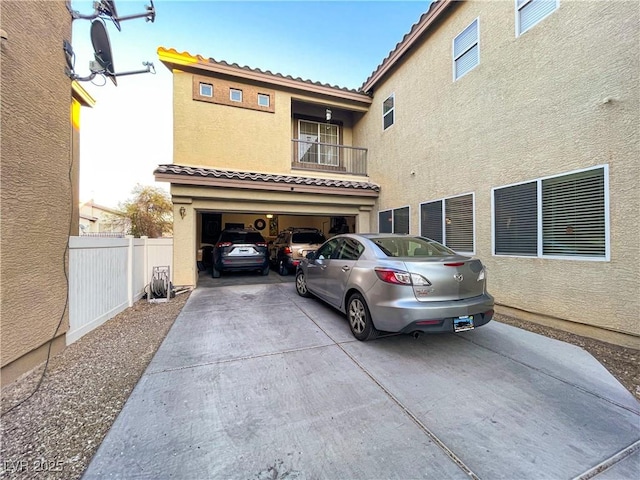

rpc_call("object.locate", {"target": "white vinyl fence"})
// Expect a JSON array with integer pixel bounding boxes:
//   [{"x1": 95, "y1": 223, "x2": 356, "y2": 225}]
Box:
[{"x1": 68, "y1": 236, "x2": 173, "y2": 345}]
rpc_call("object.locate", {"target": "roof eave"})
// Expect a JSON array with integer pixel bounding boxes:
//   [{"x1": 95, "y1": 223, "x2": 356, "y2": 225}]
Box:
[
  {"x1": 158, "y1": 47, "x2": 372, "y2": 105},
  {"x1": 361, "y1": 0, "x2": 454, "y2": 93}
]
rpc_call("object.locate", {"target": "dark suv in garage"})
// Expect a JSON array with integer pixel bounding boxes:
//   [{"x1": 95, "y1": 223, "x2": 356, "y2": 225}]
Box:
[
  {"x1": 212, "y1": 229, "x2": 270, "y2": 278},
  {"x1": 269, "y1": 228, "x2": 326, "y2": 275}
]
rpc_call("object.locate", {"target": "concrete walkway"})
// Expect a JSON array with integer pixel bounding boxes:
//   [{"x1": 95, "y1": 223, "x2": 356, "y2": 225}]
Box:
[{"x1": 84, "y1": 279, "x2": 640, "y2": 479}]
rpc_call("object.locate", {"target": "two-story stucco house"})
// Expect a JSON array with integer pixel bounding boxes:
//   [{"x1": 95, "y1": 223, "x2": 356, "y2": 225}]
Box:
[{"x1": 156, "y1": 0, "x2": 639, "y2": 348}]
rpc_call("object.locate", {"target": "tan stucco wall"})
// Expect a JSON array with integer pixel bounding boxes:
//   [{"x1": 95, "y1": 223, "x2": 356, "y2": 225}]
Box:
[
  {"x1": 172, "y1": 70, "x2": 364, "y2": 181},
  {"x1": 356, "y1": 1, "x2": 639, "y2": 340},
  {"x1": 1, "y1": 1, "x2": 73, "y2": 383},
  {"x1": 171, "y1": 185, "x2": 374, "y2": 286}
]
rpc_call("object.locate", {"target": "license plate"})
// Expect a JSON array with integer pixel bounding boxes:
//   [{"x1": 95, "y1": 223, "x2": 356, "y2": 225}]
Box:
[
  {"x1": 453, "y1": 315, "x2": 474, "y2": 332},
  {"x1": 229, "y1": 248, "x2": 256, "y2": 256}
]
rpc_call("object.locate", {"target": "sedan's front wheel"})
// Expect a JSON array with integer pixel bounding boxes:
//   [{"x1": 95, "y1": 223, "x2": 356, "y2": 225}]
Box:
[
  {"x1": 347, "y1": 293, "x2": 378, "y2": 341},
  {"x1": 295, "y1": 271, "x2": 311, "y2": 298}
]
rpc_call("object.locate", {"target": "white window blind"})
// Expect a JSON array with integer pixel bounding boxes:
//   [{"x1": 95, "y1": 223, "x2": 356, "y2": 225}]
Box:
[
  {"x1": 517, "y1": 0, "x2": 558, "y2": 35},
  {"x1": 493, "y1": 166, "x2": 607, "y2": 259},
  {"x1": 494, "y1": 182, "x2": 538, "y2": 255},
  {"x1": 383, "y1": 95, "x2": 394, "y2": 130},
  {"x1": 420, "y1": 200, "x2": 443, "y2": 243},
  {"x1": 420, "y1": 194, "x2": 474, "y2": 252},
  {"x1": 454, "y1": 19, "x2": 479, "y2": 80},
  {"x1": 445, "y1": 195, "x2": 474, "y2": 252},
  {"x1": 379, "y1": 210, "x2": 393, "y2": 233},
  {"x1": 542, "y1": 168, "x2": 606, "y2": 257}
]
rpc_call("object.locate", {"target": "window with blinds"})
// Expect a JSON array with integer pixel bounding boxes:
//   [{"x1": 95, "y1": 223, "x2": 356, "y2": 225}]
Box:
[
  {"x1": 493, "y1": 166, "x2": 608, "y2": 259},
  {"x1": 453, "y1": 19, "x2": 479, "y2": 81},
  {"x1": 494, "y1": 182, "x2": 538, "y2": 255},
  {"x1": 379, "y1": 210, "x2": 392, "y2": 233},
  {"x1": 420, "y1": 194, "x2": 474, "y2": 253},
  {"x1": 393, "y1": 207, "x2": 410, "y2": 234},
  {"x1": 378, "y1": 207, "x2": 409, "y2": 234},
  {"x1": 542, "y1": 168, "x2": 606, "y2": 257},
  {"x1": 516, "y1": 0, "x2": 558, "y2": 36},
  {"x1": 383, "y1": 94, "x2": 395, "y2": 130}
]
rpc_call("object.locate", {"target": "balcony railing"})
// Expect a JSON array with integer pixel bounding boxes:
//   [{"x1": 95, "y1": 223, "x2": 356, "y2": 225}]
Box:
[{"x1": 291, "y1": 139, "x2": 368, "y2": 176}]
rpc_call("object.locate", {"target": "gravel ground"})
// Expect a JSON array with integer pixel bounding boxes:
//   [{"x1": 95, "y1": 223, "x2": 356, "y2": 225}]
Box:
[{"x1": 1, "y1": 293, "x2": 638, "y2": 479}]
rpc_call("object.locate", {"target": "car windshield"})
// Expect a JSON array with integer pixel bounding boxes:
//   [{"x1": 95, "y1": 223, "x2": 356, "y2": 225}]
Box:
[
  {"x1": 371, "y1": 236, "x2": 455, "y2": 257},
  {"x1": 292, "y1": 232, "x2": 326, "y2": 244},
  {"x1": 220, "y1": 231, "x2": 265, "y2": 244}
]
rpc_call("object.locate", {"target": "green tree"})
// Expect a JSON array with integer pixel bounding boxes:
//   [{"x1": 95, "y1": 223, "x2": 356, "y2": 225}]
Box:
[{"x1": 118, "y1": 185, "x2": 173, "y2": 238}]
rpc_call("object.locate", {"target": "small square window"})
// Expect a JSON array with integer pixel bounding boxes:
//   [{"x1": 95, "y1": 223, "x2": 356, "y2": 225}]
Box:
[
  {"x1": 199, "y1": 83, "x2": 213, "y2": 97},
  {"x1": 258, "y1": 93, "x2": 270, "y2": 107},
  {"x1": 230, "y1": 88, "x2": 243, "y2": 102}
]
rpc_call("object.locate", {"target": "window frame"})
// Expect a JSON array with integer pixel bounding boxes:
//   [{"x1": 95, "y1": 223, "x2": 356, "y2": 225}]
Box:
[
  {"x1": 420, "y1": 193, "x2": 476, "y2": 254},
  {"x1": 515, "y1": 0, "x2": 559, "y2": 37},
  {"x1": 199, "y1": 82, "x2": 213, "y2": 97},
  {"x1": 230, "y1": 88, "x2": 243, "y2": 102},
  {"x1": 453, "y1": 18, "x2": 480, "y2": 81},
  {"x1": 257, "y1": 93, "x2": 270, "y2": 107},
  {"x1": 491, "y1": 165, "x2": 610, "y2": 261},
  {"x1": 382, "y1": 93, "x2": 395, "y2": 131},
  {"x1": 378, "y1": 205, "x2": 410, "y2": 234}
]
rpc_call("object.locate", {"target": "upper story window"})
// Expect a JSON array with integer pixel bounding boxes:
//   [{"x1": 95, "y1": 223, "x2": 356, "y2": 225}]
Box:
[
  {"x1": 383, "y1": 94, "x2": 395, "y2": 130},
  {"x1": 379, "y1": 206, "x2": 409, "y2": 234},
  {"x1": 516, "y1": 0, "x2": 559, "y2": 36},
  {"x1": 420, "y1": 193, "x2": 475, "y2": 254},
  {"x1": 493, "y1": 166, "x2": 608, "y2": 260},
  {"x1": 199, "y1": 83, "x2": 213, "y2": 97},
  {"x1": 257, "y1": 93, "x2": 270, "y2": 107},
  {"x1": 230, "y1": 88, "x2": 243, "y2": 102},
  {"x1": 453, "y1": 18, "x2": 479, "y2": 80}
]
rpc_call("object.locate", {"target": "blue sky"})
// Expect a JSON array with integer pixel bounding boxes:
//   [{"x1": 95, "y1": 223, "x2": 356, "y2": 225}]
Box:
[{"x1": 73, "y1": 0, "x2": 433, "y2": 207}]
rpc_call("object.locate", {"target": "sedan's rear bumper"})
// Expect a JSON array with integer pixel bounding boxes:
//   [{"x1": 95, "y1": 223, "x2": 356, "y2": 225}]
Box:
[
  {"x1": 367, "y1": 292, "x2": 495, "y2": 333},
  {"x1": 216, "y1": 256, "x2": 269, "y2": 272}
]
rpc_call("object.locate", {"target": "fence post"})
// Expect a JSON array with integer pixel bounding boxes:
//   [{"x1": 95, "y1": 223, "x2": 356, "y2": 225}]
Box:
[
  {"x1": 126, "y1": 235, "x2": 134, "y2": 307},
  {"x1": 142, "y1": 236, "x2": 149, "y2": 288}
]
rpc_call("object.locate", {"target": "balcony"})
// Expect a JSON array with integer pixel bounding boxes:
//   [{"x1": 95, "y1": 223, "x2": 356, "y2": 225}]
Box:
[{"x1": 291, "y1": 139, "x2": 368, "y2": 176}]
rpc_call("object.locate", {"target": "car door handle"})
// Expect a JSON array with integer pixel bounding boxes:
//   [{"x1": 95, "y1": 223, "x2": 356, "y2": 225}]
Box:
[{"x1": 341, "y1": 266, "x2": 351, "y2": 272}]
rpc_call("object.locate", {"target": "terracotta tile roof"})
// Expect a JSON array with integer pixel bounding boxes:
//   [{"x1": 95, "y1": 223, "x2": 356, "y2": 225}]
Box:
[
  {"x1": 157, "y1": 48, "x2": 371, "y2": 102},
  {"x1": 154, "y1": 164, "x2": 380, "y2": 193}
]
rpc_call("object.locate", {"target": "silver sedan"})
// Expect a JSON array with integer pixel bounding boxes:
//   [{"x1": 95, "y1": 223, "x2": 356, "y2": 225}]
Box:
[{"x1": 295, "y1": 233, "x2": 494, "y2": 341}]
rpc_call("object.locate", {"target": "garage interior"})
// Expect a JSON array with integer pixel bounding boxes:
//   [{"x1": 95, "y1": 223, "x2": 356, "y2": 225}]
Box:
[{"x1": 197, "y1": 211, "x2": 356, "y2": 273}]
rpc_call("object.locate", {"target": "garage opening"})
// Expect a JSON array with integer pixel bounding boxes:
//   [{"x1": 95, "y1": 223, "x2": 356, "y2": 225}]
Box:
[{"x1": 197, "y1": 211, "x2": 356, "y2": 273}]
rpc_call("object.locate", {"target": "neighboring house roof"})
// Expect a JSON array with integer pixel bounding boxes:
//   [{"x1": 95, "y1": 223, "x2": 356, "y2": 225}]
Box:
[
  {"x1": 157, "y1": 47, "x2": 372, "y2": 107},
  {"x1": 361, "y1": 0, "x2": 454, "y2": 93},
  {"x1": 154, "y1": 164, "x2": 380, "y2": 197},
  {"x1": 79, "y1": 200, "x2": 120, "y2": 215},
  {"x1": 72, "y1": 81, "x2": 96, "y2": 107}
]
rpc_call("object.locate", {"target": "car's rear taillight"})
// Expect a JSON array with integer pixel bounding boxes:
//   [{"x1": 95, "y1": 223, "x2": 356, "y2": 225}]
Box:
[
  {"x1": 284, "y1": 247, "x2": 292, "y2": 254},
  {"x1": 444, "y1": 262, "x2": 465, "y2": 267},
  {"x1": 216, "y1": 242, "x2": 232, "y2": 248},
  {"x1": 374, "y1": 268, "x2": 431, "y2": 286}
]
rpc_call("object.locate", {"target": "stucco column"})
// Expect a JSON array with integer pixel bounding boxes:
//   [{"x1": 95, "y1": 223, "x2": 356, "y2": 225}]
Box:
[
  {"x1": 173, "y1": 202, "x2": 196, "y2": 287},
  {"x1": 357, "y1": 207, "x2": 372, "y2": 233}
]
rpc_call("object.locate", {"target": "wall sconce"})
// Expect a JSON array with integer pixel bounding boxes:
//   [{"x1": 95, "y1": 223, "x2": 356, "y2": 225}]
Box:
[
  {"x1": 179, "y1": 207, "x2": 186, "y2": 219},
  {"x1": 266, "y1": 214, "x2": 274, "y2": 219},
  {"x1": 325, "y1": 108, "x2": 332, "y2": 122}
]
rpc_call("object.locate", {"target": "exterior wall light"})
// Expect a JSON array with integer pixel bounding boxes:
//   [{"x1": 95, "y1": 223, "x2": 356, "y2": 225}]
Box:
[
  {"x1": 179, "y1": 206, "x2": 186, "y2": 219},
  {"x1": 266, "y1": 214, "x2": 274, "y2": 219}
]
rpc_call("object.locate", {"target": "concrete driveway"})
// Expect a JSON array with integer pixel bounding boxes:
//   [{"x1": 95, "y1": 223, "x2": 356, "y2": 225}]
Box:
[{"x1": 84, "y1": 277, "x2": 640, "y2": 479}]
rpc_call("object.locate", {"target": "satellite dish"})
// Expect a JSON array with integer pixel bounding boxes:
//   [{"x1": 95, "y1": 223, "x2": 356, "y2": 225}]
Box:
[
  {"x1": 99, "y1": 0, "x2": 121, "y2": 31},
  {"x1": 67, "y1": 0, "x2": 155, "y2": 28},
  {"x1": 90, "y1": 20, "x2": 117, "y2": 86}
]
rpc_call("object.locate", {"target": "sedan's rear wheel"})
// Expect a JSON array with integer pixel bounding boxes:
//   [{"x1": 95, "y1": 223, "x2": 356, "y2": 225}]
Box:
[
  {"x1": 347, "y1": 293, "x2": 378, "y2": 341},
  {"x1": 295, "y1": 271, "x2": 311, "y2": 298}
]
